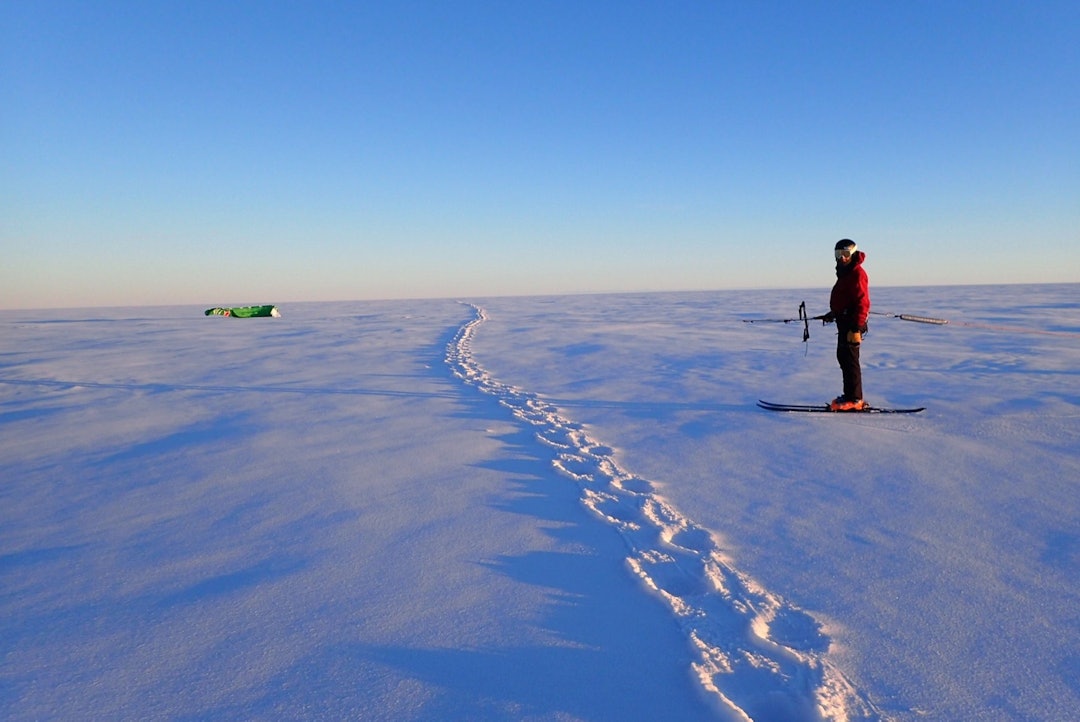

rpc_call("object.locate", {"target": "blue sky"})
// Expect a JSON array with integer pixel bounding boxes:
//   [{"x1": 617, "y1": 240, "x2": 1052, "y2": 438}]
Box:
[{"x1": 3, "y1": 1, "x2": 1078, "y2": 309}]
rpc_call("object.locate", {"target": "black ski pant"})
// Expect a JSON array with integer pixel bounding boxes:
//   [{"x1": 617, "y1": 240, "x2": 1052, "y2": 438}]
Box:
[{"x1": 836, "y1": 325, "x2": 863, "y2": 401}]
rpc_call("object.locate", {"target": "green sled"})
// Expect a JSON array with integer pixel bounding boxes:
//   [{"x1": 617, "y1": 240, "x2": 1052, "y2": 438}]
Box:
[{"x1": 204, "y1": 305, "x2": 281, "y2": 318}]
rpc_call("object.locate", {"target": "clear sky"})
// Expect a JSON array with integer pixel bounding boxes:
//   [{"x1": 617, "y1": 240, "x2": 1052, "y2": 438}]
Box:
[{"x1": 3, "y1": 1, "x2": 1078, "y2": 309}]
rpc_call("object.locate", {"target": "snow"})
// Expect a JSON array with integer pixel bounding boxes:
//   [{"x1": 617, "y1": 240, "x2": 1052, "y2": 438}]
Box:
[{"x1": 2, "y1": 284, "x2": 1078, "y2": 721}]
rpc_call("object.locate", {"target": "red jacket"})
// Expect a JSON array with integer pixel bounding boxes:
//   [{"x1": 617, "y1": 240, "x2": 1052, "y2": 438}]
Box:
[{"x1": 830, "y1": 251, "x2": 870, "y2": 329}]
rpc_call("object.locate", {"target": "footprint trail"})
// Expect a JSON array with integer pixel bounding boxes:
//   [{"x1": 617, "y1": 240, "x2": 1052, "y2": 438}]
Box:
[{"x1": 447, "y1": 305, "x2": 884, "y2": 722}]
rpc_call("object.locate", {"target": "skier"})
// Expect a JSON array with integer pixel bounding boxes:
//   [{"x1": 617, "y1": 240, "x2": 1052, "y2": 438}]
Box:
[{"x1": 824, "y1": 239, "x2": 870, "y2": 411}]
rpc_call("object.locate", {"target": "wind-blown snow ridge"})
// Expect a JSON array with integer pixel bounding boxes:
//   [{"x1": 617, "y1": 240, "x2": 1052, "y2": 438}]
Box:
[{"x1": 447, "y1": 305, "x2": 884, "y2": 722}]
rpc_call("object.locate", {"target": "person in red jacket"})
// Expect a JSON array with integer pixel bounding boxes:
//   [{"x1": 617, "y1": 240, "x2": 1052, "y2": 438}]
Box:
[{"x1": 826, "y1": 239, "x2": 870, "y2": 411}]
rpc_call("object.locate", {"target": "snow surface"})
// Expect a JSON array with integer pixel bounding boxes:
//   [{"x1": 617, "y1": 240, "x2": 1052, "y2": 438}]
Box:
[{"x1": 2, "y1": 284, "x2": 1078, "y2": 721}]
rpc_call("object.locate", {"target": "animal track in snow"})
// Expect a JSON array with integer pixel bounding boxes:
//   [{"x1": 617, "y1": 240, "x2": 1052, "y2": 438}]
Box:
[{"x1": 447, "y1": 305, "x2": 883, "y2": 722}]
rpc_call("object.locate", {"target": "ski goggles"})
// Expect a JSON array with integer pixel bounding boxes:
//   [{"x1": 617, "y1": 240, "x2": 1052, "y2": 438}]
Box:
[{"x1": 835, "y1": 244, "x2": 857, "y2": 260}]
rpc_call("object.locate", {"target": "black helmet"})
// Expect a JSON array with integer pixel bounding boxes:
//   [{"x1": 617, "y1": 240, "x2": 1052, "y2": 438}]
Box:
[{"x1": 834, "y1": 239, "x2": 858, "y2": 261}]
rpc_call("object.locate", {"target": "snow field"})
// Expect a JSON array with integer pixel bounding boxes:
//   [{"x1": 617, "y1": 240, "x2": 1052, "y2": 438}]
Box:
[
  {"x1": 2, "y1": 284, "x2": 1078, "y2": 721},
  {"x1": 448, "y1": 304, "x2": 878, "y2": 721}
]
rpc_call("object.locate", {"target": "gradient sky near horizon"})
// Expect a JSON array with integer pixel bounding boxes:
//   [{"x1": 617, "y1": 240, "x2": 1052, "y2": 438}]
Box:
[{"x1": 3, "y1": 1, "x2": 1078, "y2": 309}]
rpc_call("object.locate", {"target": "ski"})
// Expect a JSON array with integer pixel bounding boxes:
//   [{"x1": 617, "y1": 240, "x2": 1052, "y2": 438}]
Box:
[{"x1": 757, "y1": 400, "x2": 925, "y2": 414}]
